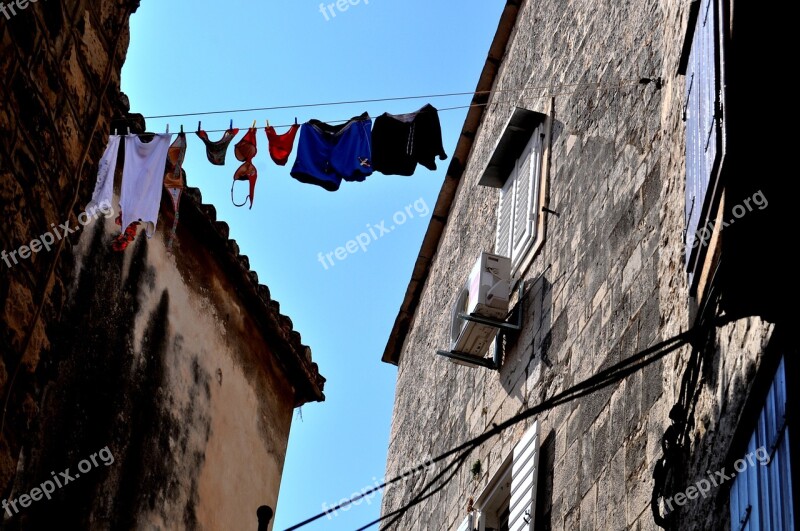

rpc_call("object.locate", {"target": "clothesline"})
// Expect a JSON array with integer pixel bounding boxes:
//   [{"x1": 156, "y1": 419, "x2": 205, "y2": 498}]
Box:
[
  {"x1": 90, "y1": 79, "x2": 650, "y2": 255},
  {"x1": 94, "y1": 101, "x2": 451, "y2": 238},
  {"x1": 121, "y1": 104, "x2": 471, "y2": 136},
  {"x1": 142, "y1": 79, "x2": 646, "y2": 120},
  {"x1": 132, "y1": 81, "x2": 644, "y2": 135}
]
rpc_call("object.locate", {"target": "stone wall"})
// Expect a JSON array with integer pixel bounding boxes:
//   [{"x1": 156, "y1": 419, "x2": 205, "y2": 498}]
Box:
[
  {"x1": 1, "y1": 0, "x2": 139, "y2": 496},
  {"x1": 3, "y1": 195, "x2": 299, "y2": 529},
  {"x1": 1, "y1": 3, "x2": 324, "y2": 528},
  {"x1": 381, "y1": 0, "x2": 779, "y2": 530}
]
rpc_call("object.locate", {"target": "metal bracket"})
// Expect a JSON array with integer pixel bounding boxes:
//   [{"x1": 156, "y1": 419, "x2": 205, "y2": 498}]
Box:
[
  {"x1": 436, "y1": 282, "x2": 525, "y2": 370},
  {"x1": 435, "y1": 349, "x2": 499, "y2": 370}
]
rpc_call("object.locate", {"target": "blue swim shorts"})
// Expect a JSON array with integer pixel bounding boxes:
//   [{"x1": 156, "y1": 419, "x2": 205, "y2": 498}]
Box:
[{"x1": 290, "y1": 112, "x2": 373, "y2": 191}]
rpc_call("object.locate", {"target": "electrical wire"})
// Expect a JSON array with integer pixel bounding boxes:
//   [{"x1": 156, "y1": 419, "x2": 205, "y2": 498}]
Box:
[
  {"x1": 359, "y1": 450, "x2": 473, "y2": 531},
  {"x1": 282, "y1": 327, "x2": 697, "y2": 531},
  {"x1": 368, "y1": 330, "x2": 698, "y2": 531},
  {"x1": 125, "y1": 81, "x2": 645, "y2": 136},
  {"x1": 141, "y1": 79, "x2": 645, "y2": 121}
]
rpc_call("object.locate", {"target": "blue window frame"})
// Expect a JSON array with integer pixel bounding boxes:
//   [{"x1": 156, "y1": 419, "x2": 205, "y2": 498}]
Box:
[
  {"x1": 684, "y1": 0, "x2": 722, "y2": 272},
  {"x1": 729, "y1": 358, "x2": 795, "y2": 530}
]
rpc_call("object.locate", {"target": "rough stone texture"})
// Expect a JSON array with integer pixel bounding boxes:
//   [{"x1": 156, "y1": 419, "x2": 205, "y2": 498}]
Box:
[
  {"x1": 1, "y1": 0, "x2": 139, "y2": 498},
  {"x1": 1, "y1": 1, "x2": 325, "y2": 527},
  {"x1": 381, "y1": 1, "x2": 780, "y2": 530},
  {"x1": 3, "y1": 200, "x2": 301, "y2": 529}
]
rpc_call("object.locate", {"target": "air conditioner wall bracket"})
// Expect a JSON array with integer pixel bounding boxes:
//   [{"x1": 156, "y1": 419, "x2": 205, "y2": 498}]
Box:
[{"x1": 436, "y1": 281, "x2": 525, "y2": 370}]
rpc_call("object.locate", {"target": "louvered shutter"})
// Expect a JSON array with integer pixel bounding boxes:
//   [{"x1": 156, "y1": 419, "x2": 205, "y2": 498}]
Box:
[
  {"x1": 684, "y1": 0, "x2": 719, "y2": 263},
  {"x1": 508, "y1": 421, "x2": 540, "y2": 531},
  {"x1": 496, "y1": 166, "x2": 516, "y2": 258},
  {"x1": 529, "y1": 130, "x2": 542, "y2": 243},
  {"x1": 511, "y1": 131, "x2": 538, "y2": 262},
  {"x1": 729, "y1": 434, "x2": 760, "y2": 531},
  {"x1": 728, "y1": 358, "x2": 794, "y2": 530}
]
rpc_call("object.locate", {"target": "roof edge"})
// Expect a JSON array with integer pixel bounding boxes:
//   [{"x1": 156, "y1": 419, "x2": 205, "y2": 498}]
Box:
[
  {"x1": 114, "y1": 110, "x2": 326, "y2": 405},
  {"x1": 181, "y1": 187, "x2": 326, "y2": 406},
  {"x1": 381, "y1": 0, "x2": 523, "y2": 365}
]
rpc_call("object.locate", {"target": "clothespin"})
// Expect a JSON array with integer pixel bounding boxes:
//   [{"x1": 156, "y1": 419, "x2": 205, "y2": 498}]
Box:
[
  {"x1": 251, "y1": 120, "x2": 257, "y2": 130},
  {"x1": 180, "y1": 124, "x2": 184, "y2": 133},
  {"x1": 166, "y1": 124, "x2": 170, "y2": 134},
  {"x1": 266, "y1": 119, "x2": 270, "y2": 128},
  {"x1": 230, "y1": 119, "x2": 233, "y2": 130},
  {"x1": 198, "y1": 121, "x2": 202, "y2": 132},
  {"x1": 294, "y1": 117, "x2": 298, "y2": 125},
  {"x1": 126, "y1": 126, "x2": 131, "y2": 136}
]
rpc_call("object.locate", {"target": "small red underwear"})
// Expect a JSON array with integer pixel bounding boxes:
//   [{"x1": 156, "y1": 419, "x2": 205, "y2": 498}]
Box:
[{"x1": 265, "y1": 124, "x2": 300, "y2": 166}]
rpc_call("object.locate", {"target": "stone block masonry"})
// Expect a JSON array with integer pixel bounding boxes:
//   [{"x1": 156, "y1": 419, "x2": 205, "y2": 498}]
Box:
[
  {"x1": 0, "y1": 0, "x2": 139, "y2": 495},
  {"x1": 380, "y1": 0, "x2": 782, "y2": 530}
]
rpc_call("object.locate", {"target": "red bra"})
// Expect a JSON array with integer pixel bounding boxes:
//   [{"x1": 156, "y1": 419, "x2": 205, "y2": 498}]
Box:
[{"x1": 232, "y1": 127, "x2": 258, "y2": 209}]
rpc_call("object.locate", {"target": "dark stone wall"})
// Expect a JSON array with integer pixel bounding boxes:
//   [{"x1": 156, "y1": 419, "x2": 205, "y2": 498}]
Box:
[
  {"x1": 0, "y1": 0, "x2": 139, "y2": 498},
  {"x1": 1, "y1": 4, "x2": 321, "y2": 527},
  {"x1": 4, "y1": 227, "x2": 211, "y2": 529}
]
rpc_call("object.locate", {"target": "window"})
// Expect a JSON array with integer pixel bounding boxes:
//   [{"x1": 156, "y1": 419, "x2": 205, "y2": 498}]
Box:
[
  {"x1": 475, "y1": 421, "x2": 540, "y2": 531},
  {"x1": 457, "y1": 514, "x2": 476, "y2": 531},
  {"x1": 683, "y1": 0, "x2": 723, "y2": 269},
  {"x1": 478, "y1": 464, "x2": 512, "y2": 531},
  {"x1": 495, "y1": 127, "x2": 544, "y2": 273},
  {"x1": 729, "y1": 358, "x2": 795, "y2": 530}
]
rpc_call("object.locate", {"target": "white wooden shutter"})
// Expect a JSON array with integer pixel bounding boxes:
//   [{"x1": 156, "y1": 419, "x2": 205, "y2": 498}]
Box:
[
  {"x1": 511, "y1": 130, "x2": 543, "y2": 264},
  {"x1": 529, "y1": 130, "x2": 543, "y2": 243},
  {"x1": 511, "y1": 134, "x2": 534, "y2": 259},
  {"x1": 456, "y1": 513, "x2": 475, "y2": 531},
  {"x1": 496, "y1": 166, "x2": 516, "y2": 258},
  {"x1": 508, "y1": 421, "x2": 540, "y2": 531},
  {"x1": 496, "y1": 128, "x2": 544, "y2": 268}
]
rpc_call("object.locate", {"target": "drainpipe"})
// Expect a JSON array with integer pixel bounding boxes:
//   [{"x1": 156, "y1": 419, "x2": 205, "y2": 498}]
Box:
[{"x1": 257, "y1": 505, "x2": 273, "y2": 531}]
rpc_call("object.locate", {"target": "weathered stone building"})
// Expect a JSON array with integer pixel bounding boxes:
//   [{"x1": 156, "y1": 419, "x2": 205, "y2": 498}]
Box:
[
  {"x1": 1, "y1": 1, "x2": 324, "y2": 529},
  {"x1": 381, "y1": 1, "x2": 796, "y2": 530}
]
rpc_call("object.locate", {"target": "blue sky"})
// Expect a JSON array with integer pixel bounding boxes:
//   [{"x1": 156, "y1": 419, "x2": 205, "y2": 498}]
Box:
[{"x1": 122, "y1": 2, "x2": 505, "y2": 529}]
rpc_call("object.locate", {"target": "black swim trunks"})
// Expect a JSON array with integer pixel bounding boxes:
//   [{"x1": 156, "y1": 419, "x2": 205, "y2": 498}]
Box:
[{"x1": 372, "y1": 104, "x2": 448, "y2": 176}]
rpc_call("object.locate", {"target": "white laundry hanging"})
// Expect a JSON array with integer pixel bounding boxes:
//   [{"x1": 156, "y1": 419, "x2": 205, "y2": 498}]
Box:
[
  {"x1": 120, "y1": 134, "x2": 172, "y2": 237},
  {"x1": 86, "y1": 134, "x2": 121, "y2": 217}
]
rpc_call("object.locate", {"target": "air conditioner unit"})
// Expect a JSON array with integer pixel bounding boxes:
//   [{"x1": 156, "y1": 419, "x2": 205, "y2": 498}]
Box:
[{"x1": 449, "y1": 252, "x2": 511, "y2": 360}]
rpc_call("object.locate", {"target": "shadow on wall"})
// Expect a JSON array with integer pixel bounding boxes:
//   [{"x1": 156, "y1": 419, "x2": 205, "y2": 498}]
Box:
[
  {"x1": 498, "y1": 274, "x2": 554, "y2": 401},
  {"x1": 535, "y1": 429, "x2": 556, "y2": 531},
  {"x1": 495, "y1": 274, "x2": 554, "y2": 529},
  {"x1": 653, "y1": 322, "x2": 793, "y2": 530},
  {"x1": 1, "y1": 220, "x2": 212, "y2": 530}
]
